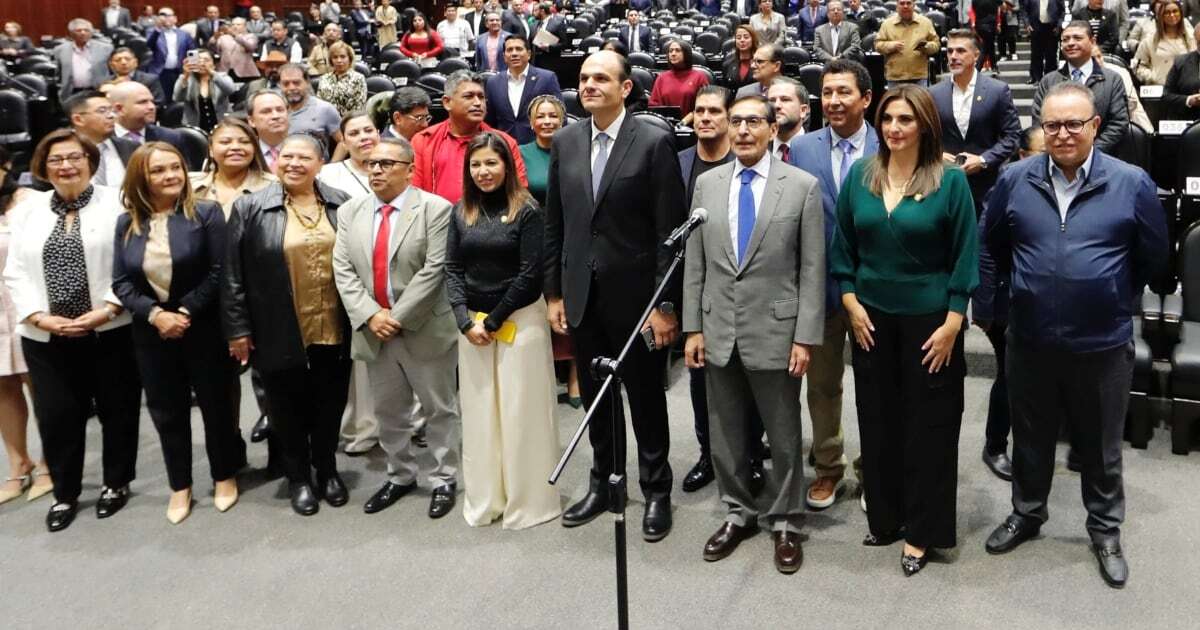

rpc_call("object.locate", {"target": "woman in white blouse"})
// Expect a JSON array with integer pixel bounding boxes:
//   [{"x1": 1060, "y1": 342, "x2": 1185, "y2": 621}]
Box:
[{"x1": 3, "y1": 129, "x2": 139, "y2": 533}]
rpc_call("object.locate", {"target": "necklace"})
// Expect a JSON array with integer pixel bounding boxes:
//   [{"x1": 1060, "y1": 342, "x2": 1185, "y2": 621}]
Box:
[
  {"x1": 886, "y1": 171, "x2": 916, "y2": 194},
  {"x1": 286, "y1": 195, "x2": 323, "y2": 230}
]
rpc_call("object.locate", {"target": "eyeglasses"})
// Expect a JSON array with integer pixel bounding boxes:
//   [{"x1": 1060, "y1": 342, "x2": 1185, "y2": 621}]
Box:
[
  {"x1": 1040, "y1": 119, "x2": 1090, "y2": 136},
  {"x1": 730, "y1": 116, "x2": 770, "y2": 129},
  {"x1": 406, "y1": 114, "x2": 433, "y2": 123},
  {"x1": 89, "y1": 106, "x2": 114, "y2": 116},
  {"x1": 750, "y1": 58, "x2": 772, "y2": 66},
  {"x1": 365, "y1": 159, "x2": 412, "y2": 171},
  {"x1": 46, "y1": 153, "x2": 87, "y2": 167}
]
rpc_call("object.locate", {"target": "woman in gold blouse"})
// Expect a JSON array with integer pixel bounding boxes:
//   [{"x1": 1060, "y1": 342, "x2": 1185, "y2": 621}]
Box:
[
  {"x1": 316, "y1": 42, "x2": 368, "y2": 117},
  {"x1": 221, "y1": 134, "x2": 353, "y2": 516},
  {"x1": 112, "y1": 142, "x2": 247, "y2": 524}
]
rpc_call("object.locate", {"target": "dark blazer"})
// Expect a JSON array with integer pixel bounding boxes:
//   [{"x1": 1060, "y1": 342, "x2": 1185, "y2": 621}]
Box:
[
  {"x1": 618, "y1": 24, "x2": 655, "y2": 54},
  {"x1": 221, "y1": 182, "x2": 353, "y2": 373},
  {"x1": 112, "y1": 135, "x2": 139, "y2": 164},
  {"x1": 796, "y1": 6, "x2": 828, "y2": 42},
  {"x1": 846, "y1": 9, "x2": 880, "y2": 36},
  {"x1": 484, "y1": 66, "x2": 562, "y2": 144},
  {"x1": 502, "y1": 10, "x2": 531, "y2": 38},
  {"x1": 1164, "y1": 50, "x2": 1200, "y2": 121},
  {"x1": 145, "y1": 28, "x2": 197, "y2": 75},
  {"x1": 143, "y1": 124, "x2": 184, "y2": 146},
  {"x1": 463, "y1": 10, "x2": 487, "y2": 39},
  {"x1": 130, "y1": 70, "x2": 167, "y2": 104},
  {"x1": 531, "y1": 14, "x2": 569, "y2": 54},
  {"x1": 1021, "y1": 0, "x2": 1066, "y2": 26},
  {"x1": 931, "y1": 73, "x2": 1022, "y2": 215},
  {"x1": 474, "y1": 31, "x2": 511, "y2": 73},
  {"x1": 787, "y1": 124, "x2": 879, "y2": 316},
  {"x1": 544, "y1": 113, "x2": 687, "y2": 327},
  {"x1": 722, "y1": 54, "x2": 755, "y2": 90},
  {"x1": 196, "y1": 18, "x2": 221, "y2": 46},
  {"x1": 113, "y1": 200, "x2": 227, "y2": 342}
]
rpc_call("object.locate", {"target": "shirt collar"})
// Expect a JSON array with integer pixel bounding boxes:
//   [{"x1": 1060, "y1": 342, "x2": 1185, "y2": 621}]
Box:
[
  {"x1": 591, "y1": 107, "x2": 627, "y2": 143},
  {"x1": 953, "y1": 68, "x2": 978, "y2": 94},
  {"x1": 830, "y1": 122, "x2": 868, "y2": 150},
  {"x1": 375, "y1": 186, "x2": 411, "y2": 212},
  {"x1": 1070, "y1": 58, "x2": 1094, "y2": 80},
  {"x1": 733, "y1": 149, "x2": 772, "y2": 182},
  {"x1": 1048, "y1": 148, "x2": 1095, "y2": 185},
  {"x1": 508, "y1": 66, "x2": 529, "y2": 82}
]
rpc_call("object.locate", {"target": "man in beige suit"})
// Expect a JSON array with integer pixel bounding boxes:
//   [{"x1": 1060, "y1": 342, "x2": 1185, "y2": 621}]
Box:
[
  {"x1": 332, "y1": 137, "x2": 462, "y2": 519},
  {"x1": 683, "y1": 95, "x2": 825, "y2": 574}
]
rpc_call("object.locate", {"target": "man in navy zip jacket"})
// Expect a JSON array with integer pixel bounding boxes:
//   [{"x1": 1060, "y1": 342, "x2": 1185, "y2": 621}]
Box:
[{"x1": 978, "y1": 82, "x2": 1167, "y2": 590}]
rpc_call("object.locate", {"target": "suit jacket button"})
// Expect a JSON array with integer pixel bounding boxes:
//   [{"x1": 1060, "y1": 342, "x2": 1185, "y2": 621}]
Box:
[{"x1": 591, "y1": 230, "x2": 598, "y2": 237}]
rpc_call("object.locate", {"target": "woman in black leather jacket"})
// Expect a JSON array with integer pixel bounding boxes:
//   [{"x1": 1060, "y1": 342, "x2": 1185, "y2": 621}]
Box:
[{"x1": 221, "y1": 133, "x2": 353, "y2": 517}]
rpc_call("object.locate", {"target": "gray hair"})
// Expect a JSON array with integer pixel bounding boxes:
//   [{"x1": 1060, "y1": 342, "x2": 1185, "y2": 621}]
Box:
[
  {"x1": 68, "y1": 18, "x2": 94, "y2": 31},
  {"x1": 377, "y1": 136, "x2": 415, "y2": 162},
  {"x1": 827, "y1": 0, "x2": 844, "y2": 9},
  {"x1": 444, "y1": 69, "x2": 484, "y2": 98},
  {"x1": 771, "y1": 76, "x2": 809, "y2": 102},
  {"x1": 277, "y1": 63, "x2": 307, "y2": 79},
  {"x1": 1043, "y1": 81, "x2": 1097, "y2": 118}
]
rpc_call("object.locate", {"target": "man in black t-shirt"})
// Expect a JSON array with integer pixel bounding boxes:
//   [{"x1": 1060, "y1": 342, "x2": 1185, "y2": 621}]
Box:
[{"x1": 676, "y1": 85, "x2": 768, "y2": 494}]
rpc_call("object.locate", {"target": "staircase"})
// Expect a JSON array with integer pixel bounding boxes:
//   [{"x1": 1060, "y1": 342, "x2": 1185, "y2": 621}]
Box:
[{"x1": 992, "y1": 39, "x2": 1036, "y2": 128}]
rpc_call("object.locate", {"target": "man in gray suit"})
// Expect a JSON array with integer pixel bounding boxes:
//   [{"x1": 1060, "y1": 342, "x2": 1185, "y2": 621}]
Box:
[
  {"x1": 735, "y1": 44, "x2": 783, "y2": 99},
  {"x1": 101, "y1": 0, "x2": 133, "y2": 35},
  {"x1": 332, "y1": 137, "x2": 463, "y2": 520},
  {"x1": 813, "y1": 2, "x2": 864, "y2": 63},
  {"x1": 53, "y1": 19, "x2": 113, "y2": 103},
  {"x1": 683, "y1": 94, "x2": 826, "y2": 574}
]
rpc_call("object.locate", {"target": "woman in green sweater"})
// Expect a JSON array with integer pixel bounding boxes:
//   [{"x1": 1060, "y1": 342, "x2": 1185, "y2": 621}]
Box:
[
  {"x1": 831, "y1": 85, "x2": 979, "y2": 577},
  {"x1": 517, "y1": 94, "x2": 565, "y2": 207}
]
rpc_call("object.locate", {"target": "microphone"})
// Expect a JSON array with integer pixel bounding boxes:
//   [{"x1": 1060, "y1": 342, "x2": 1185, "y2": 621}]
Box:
[{"x1": 663, "y1": 207, "x2": 708, "y2": 248}]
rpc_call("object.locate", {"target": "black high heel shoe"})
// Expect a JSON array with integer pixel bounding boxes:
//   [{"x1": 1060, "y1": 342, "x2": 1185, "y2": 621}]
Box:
[{"x1": 901, "y1": 550, "x2": 928, "y2": 577}]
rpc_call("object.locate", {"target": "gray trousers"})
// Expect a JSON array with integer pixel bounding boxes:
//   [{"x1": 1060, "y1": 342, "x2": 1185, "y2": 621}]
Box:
[
  {"x1": 707, "y1": 348, "x2": 805, "y2": 534},
  {"x1": 1008, "y1": 337, "x2": 1132, "y2": 544},
  {"x1": 367, "y1": 336, "x2": 460, "y2": 489}
]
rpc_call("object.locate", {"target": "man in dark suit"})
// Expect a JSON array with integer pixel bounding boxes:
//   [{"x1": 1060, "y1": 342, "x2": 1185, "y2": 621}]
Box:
[
  {"x1": 195, "y1": 5, "x2": 223, "y2": 46},
  {"x1": 618, "y1": 10, "x2": 655, "y2": 54},
  {"x1": 502, "y1": 1, "x2": 533, "y2": 38},
  {"x1": 544, "y1": 51, "x2": 687, "y2": 541},
  {"x1": 106, "y1": 47, "x2": 166, "y2": 105},
  {"x1": 797, "y1": 0, "x2": 829, "y2": 43},
  {"x1": 462, "y1": 0, "x2": 488, "y2": 38},
  {"x1": 845, "y1": 0, "x2": 880, "y2": 35},
  {"x1": 530, "y1": 2, "x2": 569, "y2": 59},
  {"x1": 109, "y1": 81, "x2": 183, "y2": 147},
  {"x1": 145, "y1": 7, "x2": 197, "y2": 99},
  {"x1": 101, "y1": 0, "x2": 133, "y2": 36},
  {"x1": 787, "y1": 59, "x2": 877, "y2": 512},
  {"x1": 1021, "y1": 0, "x2": 1066, "y2": 82},
  {"x1": 932, "y1": 30, "x2": 1021, "y2": 481},
  {"x1": 484, "y1": 35, "x2": 563, "y2": 144}
]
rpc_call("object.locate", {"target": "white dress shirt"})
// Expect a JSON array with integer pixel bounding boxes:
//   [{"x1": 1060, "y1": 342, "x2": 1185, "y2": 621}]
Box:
[
  {"x1": 163, "y1": 29, "x2": 180, "y2": 69},
  {"x1": 507, "y1": 67, "x2": 529, "y2": 118},
  {"x1": 105, "y1": 9, "x2": 120, "y2": 30},
  {"x1": 727, "y1": 151, "x2": 772, "y2": 259},
  {"x1": 831, "y1": 23, "x2": 840, "y2": 53},
  {"x1": 371, "y1": 187, "x2": 413, "y2": 303},
  {"x1": 590, "y1": 107, "x2": 627, "y2": 166},
  {"x1": 831, "y1": 122, "x2": 869, "y2": 186},
  {"x1": 1049, "y1": 149, "x2": 1095, "y2": 222},
  {"x1": 72, "y1": 45, "x2": 92, "y2": 88},
  {"x1": 952, "y1": 69, "x2": 978, "y2": 138}
]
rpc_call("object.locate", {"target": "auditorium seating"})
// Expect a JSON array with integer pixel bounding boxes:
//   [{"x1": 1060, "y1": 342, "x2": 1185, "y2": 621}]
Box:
[
  {"x1": 1168, "y1": 221, "x2": 1200, "y2": 454},
  {"x1": 174, "y1": 126, "x2": 210, "y2": 172}
]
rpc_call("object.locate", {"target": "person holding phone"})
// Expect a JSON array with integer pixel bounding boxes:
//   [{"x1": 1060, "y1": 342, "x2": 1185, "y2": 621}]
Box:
[{"x1": 173, "y1": 49, "x2": 236, "y2": 133}]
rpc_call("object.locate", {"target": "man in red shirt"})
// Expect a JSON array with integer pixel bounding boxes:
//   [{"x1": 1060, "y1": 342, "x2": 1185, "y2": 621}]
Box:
[{"x1": 411, "y1": 69, "x2": 527, "y2": 204}]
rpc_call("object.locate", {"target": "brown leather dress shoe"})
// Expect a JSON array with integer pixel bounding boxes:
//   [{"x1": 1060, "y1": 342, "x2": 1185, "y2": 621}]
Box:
[
  {"x1": 703, "y1": 522, "x2": 756, "y2": 562},
  {"x1": 773, "y1": 531, "x2": 803, "y2": 574}
]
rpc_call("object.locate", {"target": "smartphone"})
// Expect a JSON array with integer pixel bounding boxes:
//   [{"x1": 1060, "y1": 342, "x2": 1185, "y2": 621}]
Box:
[
  {"x1": 642, "y1": 328, "x2": 657, "y2": 351},
  {"x1": 187, "y1": 49, "x2": 200, "y2": 60}
]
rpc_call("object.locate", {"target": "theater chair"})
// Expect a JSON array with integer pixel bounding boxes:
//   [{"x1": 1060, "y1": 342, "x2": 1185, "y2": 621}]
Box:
[{"x1": 1168, "y1": 221, "x2": 1200, "y2": 454}]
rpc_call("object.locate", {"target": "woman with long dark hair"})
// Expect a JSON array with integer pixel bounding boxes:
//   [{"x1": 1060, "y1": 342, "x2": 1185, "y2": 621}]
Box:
[
  {"x1": 722, "y1": 25, "x2": 760, "y2": 91},
  {"x1": 113, "y1": 142, "x2": 246, "y2": 524},
  {"x1": 445, "y1": 132, "x2": 561, "y2": 529},
  {"x1": 831, "y1": 85, "x2": 978, "y2": 576}
]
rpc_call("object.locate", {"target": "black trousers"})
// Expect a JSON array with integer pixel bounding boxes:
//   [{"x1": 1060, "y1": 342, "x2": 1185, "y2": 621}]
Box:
[
  {"x1": 1029, "y1": 24, "x2": 1060, "y2": 82},
  {"x1": 689, "y1": 366, "x2": 767, "y2": 462},
  {"x1": 573, "y1": 279, "x2": 673, "y2": 500},
  {"x1": 976, "y1": 24, "x2": 998, "y2": 70},
  {"x1": 984, "y1": 322, "x2": 1011, "y2": 454},
  {"x1": 134, "y1": 318, "x2": 247, "y2": 491},
  {"x1": 1007, "y1": 338, "x2": 1131, "y2": 544},
  {"x1": 998, "y1": 25, "x2": 1019, "y2": 58},
  {"x1": 259, "y1": 345, "x2": 351, "y2": 484},
  {"x1": 22, "y1": 327, "x2": 142, "y2": 504},
  {"x1": 851, "y1": 307, "x2": 965, "y2": 549}
]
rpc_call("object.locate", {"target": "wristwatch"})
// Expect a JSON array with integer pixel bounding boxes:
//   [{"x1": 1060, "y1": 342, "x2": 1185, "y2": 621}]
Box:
[{"x1": 658, "y1": 301, "x2": 675, "y2": 315}]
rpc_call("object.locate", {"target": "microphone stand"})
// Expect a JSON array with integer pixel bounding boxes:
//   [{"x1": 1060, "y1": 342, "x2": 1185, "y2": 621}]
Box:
[{"x1": 549, "y1": 238, "x2": 689, "y2": 630}]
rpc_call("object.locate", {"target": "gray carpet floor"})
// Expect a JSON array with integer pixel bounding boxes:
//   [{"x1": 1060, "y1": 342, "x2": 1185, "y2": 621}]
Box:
[{"x1": 1, "y1": 328, "x2": 1198, "y2": 629}]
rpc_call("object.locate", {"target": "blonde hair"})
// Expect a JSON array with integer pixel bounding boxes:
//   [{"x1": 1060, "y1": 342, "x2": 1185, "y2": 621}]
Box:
[{"x1": 121, "y1": 142, "x2": 197, "y2": 239}]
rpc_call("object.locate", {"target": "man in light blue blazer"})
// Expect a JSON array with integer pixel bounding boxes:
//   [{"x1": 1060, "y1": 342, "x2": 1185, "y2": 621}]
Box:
[
  {"x1": 483, "y1": 34, "x2": 562, "y2": 144},
  {"x1": 786, "y1": 59, "x2": 878, "y2": 512}
]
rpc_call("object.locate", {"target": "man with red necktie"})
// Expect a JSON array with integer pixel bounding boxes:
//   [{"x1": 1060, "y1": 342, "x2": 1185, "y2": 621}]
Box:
[{"x1": 332, "y1": 137, "x2": 463, "y2": 520}]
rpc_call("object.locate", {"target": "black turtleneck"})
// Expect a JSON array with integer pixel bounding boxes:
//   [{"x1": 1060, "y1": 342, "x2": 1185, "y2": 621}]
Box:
[{"x1": 444, "y1": 191, "x2": 543, "y2": 332}]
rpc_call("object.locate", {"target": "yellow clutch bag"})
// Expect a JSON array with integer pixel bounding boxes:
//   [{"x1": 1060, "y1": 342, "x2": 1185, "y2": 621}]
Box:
[{"x1": 474, "y1": 311, "x2": 517, "y2": 344}]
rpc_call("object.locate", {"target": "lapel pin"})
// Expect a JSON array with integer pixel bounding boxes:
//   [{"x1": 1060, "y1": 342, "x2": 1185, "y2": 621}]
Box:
[
  {"x1": 976, "y1": 96, "x2": 983, "y2": 102},
  {"x1": 500, "y1": 215, "x2": 509, "y2": 223}
]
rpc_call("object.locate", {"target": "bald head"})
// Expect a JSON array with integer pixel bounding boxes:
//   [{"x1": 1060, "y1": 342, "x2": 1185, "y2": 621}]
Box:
[{"x1": 110, "y1": 81, "x2": 158, "y2": 131}]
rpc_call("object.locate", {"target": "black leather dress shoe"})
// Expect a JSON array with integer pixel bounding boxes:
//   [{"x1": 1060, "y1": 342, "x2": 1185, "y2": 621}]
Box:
[
  {"x1": 642, "y1": 497, "x2": 672, "y2": 542},
  {"x1": 749, "y1": 461, "x2": 766, "y2": 497},
  {"x1": 95, "y1": 485, "x2": 129, "y2": 519},
  {"x1": 363, "y1": 481, "x2": 417, "y2": 514},
  {"x1": 985, "y1": 516, "x2": 1040, "y2": 554},
  {"x1": 289, "y1": 482, "x2": 320, "y2": 516},
  {"x1": 773, "y1": 531, "x2": 803, "y2": 574},
  {"x1": 46, "y1": 502, "x2": 77, "y2": 533},
  {"x1": 1092, "y1": 540, "x2": 1128, "y2": 588},
  {"x1": 982, "y1": 447, "x2": 1014, "y2": 481},
  {"x1": 681, "y1": 457, "x2": 714, "y2": 493},
  {"x1": 428, "y1": 484, "x2": 456, "y2": 519},
  {"x1": 562, "y1": 490, "x2": 607, "y2": 527},
  {"x1": 703, "y1": 521, "x2": 756, "y2": 561},
  {"x1": 250, "y1": 414, "x2": 271, "y2": 443},
  {"x1": 320, "y1": 474, "x2": 349, "y2": 507}
]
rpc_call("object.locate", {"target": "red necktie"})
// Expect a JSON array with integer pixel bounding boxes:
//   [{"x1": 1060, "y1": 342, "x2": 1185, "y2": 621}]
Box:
[{"x1": 373, "y1": 204, "x2": 395, "y2": 308}]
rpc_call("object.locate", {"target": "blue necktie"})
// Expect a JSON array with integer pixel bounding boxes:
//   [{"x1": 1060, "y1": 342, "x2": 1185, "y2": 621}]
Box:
[
  {"x1": 737, "y1": 168, "x2": 757, "y2": 264},
  {"x1": 592, "y1": 132, "x2": 609, "y2": 200},
  {"x1": 837, "y1": 138, "x2": 855, "y2": 194},
  {"x1": 1071, "y1": 68, "x2": 1084, "y2": 84}
]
